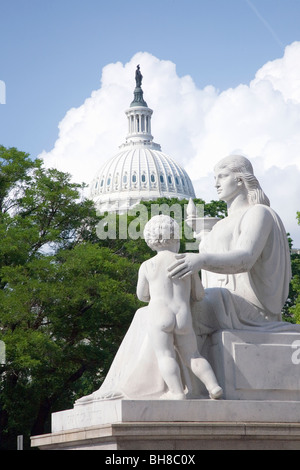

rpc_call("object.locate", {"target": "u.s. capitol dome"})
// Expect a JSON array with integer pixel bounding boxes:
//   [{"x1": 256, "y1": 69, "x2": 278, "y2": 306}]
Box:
[{"x1": 89, "y1": 65, "x2": 195, "y2": 213}]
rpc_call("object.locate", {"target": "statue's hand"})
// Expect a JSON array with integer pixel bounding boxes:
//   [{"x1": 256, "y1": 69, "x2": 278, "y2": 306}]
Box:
[{"x1": 167, "y1": 253, "x2": 201, "y2": 279}]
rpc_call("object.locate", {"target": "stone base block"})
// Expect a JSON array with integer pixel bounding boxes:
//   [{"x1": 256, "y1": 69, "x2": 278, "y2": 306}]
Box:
[
  {"x1": 31, "y1": 329, "x2": 300, "y2": 450},
  {"x1": 51, "y1": 398, "x2": 300, "y2": 433},
  {"x1": 208, "y1": 330, "x2": 300, "y2": 401},
  {"x1": 31, "y1": 399, "x2": 300, "y2": 450},
  {"x1": 31, "y1": 420, "x2": 300, "y2": 450}
]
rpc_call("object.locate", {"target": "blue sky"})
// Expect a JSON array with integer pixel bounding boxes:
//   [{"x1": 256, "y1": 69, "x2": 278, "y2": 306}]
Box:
[
  {"x1": 1, "y1": 0, "x2": 300, "y2": 245},
  {"x1": 1, "y1": 0, "x2": 300, "y2": 158}
]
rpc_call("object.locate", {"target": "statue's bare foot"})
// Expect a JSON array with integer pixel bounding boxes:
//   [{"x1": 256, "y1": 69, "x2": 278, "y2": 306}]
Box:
[
  {"x1": 209, "y1": 386, "x2": 223, "y2": 399},
  {"x1": 160, "y1": 391, "x2": 186, "y2": 400}
]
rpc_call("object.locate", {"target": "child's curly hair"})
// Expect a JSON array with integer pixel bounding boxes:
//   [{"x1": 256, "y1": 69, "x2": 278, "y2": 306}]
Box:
[{"x1": 143, "y1": 214, "x2": 180, "y2": 251}]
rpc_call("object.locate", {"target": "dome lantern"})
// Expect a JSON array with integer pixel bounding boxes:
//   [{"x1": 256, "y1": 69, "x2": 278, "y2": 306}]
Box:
[{"x1": 123, "y1": 65, "x2": 159, "y2": 149}]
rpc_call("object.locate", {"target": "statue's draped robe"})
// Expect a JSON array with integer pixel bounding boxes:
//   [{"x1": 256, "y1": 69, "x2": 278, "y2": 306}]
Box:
[
  {"x1": 91, "y1": 307, "x2": 167, "y2": 400},
  {"x1": 193, "y1": 205, "x2": 294, "y2": 335},
  {"x1": 77, "y1": 205, "x2": 300, "y2": 402}
]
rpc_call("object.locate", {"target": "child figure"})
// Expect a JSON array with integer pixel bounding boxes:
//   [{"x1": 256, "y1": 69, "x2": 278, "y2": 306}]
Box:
[{"x1": 137, "y1": 214, "x2": 223, "y2": 400}]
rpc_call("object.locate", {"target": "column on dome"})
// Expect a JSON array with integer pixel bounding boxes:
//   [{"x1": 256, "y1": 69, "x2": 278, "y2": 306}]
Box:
[
  {"x1": 123, "y1": 101, "x2": 157, "y2": 147},
  {"x1": 147, "y1": 114, "x2": 151, "y2": 135},
  {"x1": 141, "y1": 114, "x2": 145, "y2": 133}
]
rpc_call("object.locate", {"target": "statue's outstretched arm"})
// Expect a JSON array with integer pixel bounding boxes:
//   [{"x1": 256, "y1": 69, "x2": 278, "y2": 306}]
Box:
[{"x1": 168, "y1": 205, "x2": 274, "y2": 279}]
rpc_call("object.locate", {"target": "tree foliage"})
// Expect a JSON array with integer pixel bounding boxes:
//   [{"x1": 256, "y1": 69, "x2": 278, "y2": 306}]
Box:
[
  {"x1": 0, "y1": 147, "x2": 142, "y2": 449},
  {"x1": 285, "y1": 212, "x2": 300, "y2": 323}
]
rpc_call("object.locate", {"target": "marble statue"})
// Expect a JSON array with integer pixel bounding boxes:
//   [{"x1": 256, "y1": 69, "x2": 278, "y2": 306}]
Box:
[
  {"x1": 77, "y1": 215, "x2": 222, "y2": 403},
  {"x1": 76, "y1": 154, "x2": 300, "y2": 405},
  {"x1": 135, "y1": 64, "x2": 143, "y2": 88},
  {"x1": 168, "y1": 154, "x2": 299, "y2": 348},
  {"x1": 136, "y1": 215, "x2": 222, "y2": 400}
]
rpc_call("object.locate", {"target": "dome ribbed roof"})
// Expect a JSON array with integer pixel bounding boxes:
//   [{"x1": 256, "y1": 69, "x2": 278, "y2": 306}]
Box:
[{"x1": 90, "y1": 146, "x2": 195, "y2": 213}]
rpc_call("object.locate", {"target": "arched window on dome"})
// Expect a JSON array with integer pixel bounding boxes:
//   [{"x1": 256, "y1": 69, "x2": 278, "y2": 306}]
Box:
[
  {"x1": 141, "y1": 173, "x2": 146, "y2": 183},
  {"x1": 107, "y1": 177, "x2": 111, "y2": 186},
  {"x1": 181, "y1": 178, "x2": 185, "y2": 186},
  {"x1": 168, "y1": 175, "x2": 172, "y2": 185},
  {"x1": 132, "y1": 173, "x2": 137, "y2": 183},
  {"x1": 150, "y1": 174, "x2": 155, "y2": 183},
  {"x1": 123, "y1": 174, "x2": 128, "y2": 184},
  {"x1": 175, "y1": 176, "x2": 180, "y2": 185},
  {"x1": 160, "y1": 175, "x2": 164, "y2": 183}
]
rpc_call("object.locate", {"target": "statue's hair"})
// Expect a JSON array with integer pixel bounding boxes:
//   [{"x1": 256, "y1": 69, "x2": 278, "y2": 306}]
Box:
[
  {"x1": 215, "y1": 155, "x2": 270, "y2": 206},
  {"x1": 143, "y1": 214, "x2": 180, "y2": 251}
]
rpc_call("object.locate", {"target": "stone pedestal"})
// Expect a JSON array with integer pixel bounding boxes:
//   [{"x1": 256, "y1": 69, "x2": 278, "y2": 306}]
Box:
[
  {"x1": 31, "y1": 399, "x2": 300, "y2": 450},
  {"x1": 30, "y1": 329, "x2": 300, "y2": 450},
  {"x1": 31, "y1": 421, "x2": 300, "y2": 451},
  {"x1": 207, "y1": 330, "x2": 300, "y2": 401},
  {"x1": 52, "y1": 398, "x2": 300, "y2": 433}
]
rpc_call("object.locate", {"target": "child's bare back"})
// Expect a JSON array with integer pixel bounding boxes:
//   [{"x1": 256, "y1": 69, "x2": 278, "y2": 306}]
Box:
[{"x1": 143, "y1": 251, "x2": 191, "y2": 333}]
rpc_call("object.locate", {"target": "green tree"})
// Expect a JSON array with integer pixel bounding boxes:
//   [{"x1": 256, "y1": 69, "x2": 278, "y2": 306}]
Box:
[
  {"x1": 286, "y1": 212, "x2": 300, "y2": 323},
  {"x1": 0, "y1": 147, "x2": 142, "y2": 449}
]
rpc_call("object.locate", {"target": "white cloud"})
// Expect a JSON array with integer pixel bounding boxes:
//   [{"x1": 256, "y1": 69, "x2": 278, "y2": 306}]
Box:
[{"x1": 40, "y1": 44, "x2": 300, "y2": 246}]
